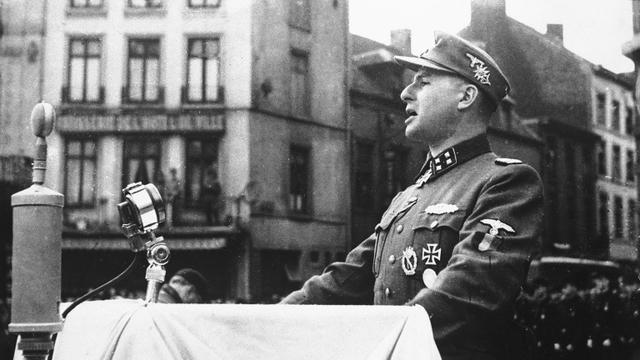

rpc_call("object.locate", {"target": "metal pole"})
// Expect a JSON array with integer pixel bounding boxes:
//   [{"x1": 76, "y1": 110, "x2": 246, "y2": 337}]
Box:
[{"x1": 9, "y1": 102, "x2": 63, "y2": 360}]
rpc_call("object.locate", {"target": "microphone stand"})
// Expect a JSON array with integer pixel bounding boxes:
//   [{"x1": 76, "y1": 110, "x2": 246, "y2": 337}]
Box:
[{"x1": 143, "y1": 232, "x2": 170, "y2": 303}]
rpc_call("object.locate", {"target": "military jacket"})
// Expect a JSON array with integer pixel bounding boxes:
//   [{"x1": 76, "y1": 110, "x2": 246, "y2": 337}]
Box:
[{"x1": 281, "y1": 135, "x2": 544, "y2": 359}]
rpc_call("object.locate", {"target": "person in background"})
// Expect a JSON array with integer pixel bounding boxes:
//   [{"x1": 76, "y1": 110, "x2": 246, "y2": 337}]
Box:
[
  {"x1": 201, "y1": 167, "x2": 223, "y2": 225},
  {"x1": 158, "y1": 268, "x2": 209, "y2": 304},
  {"x1": 164, "y1": 168, "x2": 182, "y2": 226}
]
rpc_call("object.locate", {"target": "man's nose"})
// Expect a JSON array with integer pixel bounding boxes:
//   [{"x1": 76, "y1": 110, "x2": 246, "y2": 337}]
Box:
[{"x1": 400, "y1": 83, "x2": 414, "y2": 103}]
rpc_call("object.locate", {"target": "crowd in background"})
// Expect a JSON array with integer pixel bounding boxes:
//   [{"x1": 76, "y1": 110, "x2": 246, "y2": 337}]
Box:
[{"x1": 515, "y1": 271, "x2": 640, "y2": 360}]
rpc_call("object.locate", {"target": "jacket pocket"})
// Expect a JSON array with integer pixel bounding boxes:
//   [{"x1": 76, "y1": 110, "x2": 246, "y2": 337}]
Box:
[
  {"x1": 411, "y1": 211, "x2": 466, "y2": 274},
  {"x1": 372, "y1": 194, "x2": 418, "y2": 274}
]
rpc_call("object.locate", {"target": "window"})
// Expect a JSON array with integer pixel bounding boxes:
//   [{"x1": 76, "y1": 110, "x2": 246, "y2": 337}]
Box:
[
  {"x1": 596, "y1": 141, "x2": 606, "y2": 176},
  {"x1": 185, "y1": 38, "x2": 221, "y2": 103},
  {"x1": 612, "y1": 100, "x2": 620, "y2": 131},
  {"x1": 382, "y1": 147, "x2": 408, "y2": 207},
  {"x1": 628, "y1": 199, "x2": 637, "y2": 241},
  {"x1": 65, "y1": 38, "x2": 102, "y2": 103},
  {"x1": 626, "y1": 149, "x2": 635, "y2": 183},
  {"x1": 185, "y1": 139, "x2": 219, "y2": 208},
  {"x1": 354, "y1": 141, "x2": 374, "y2": 211},
  {"x1": 612, "y1": 145, "x2": 621, "y2": 181},
  {"x1": 565, "y1": 144, "x2": 576, "y2": 243},
  {"x1": 290, "y1": 50, "x2": 310, "y2": 117},
  {"x1": 596, "y1": 93, "x2": 606, "y2": 125},
  {"x1": 128, "y1": 0, "x2": 162, "y2": 8},
  {"x1": 125, "y1": 39, "x2": 162, "y2": 103},
  {"x1": 123, "y1": 139, "x2": 161, "y2": 187},
  {"x1": 188, "y1": 0, "x2": 220, "y2": 8},
  {"x1": 64, "y1": 139, "x2": 96, "y2": 207},
  {"x1": 70, "y1": 0, "x2": 103, "y2": 8},
  {"x1": 626, "y1": 106, "x2": 635, "y2": 135},
  {"x1": 614, "y1": 196, "x2": 623, "y2": 238},
  {"x1": 289, "y1": 145, "x2": 310, "y2": 214},
  {"x1": 598, "y1": 192, "x2": 609, "y2": 238},
  {"x1": 582, "y1": 146, "x2": 595, "y2": 233},
  {"x1": 546, "y1": 137, "x2": 559, "y2": 237},
  {"x1": 289, "y1": 0, "x2": 311, "y2": 30}
]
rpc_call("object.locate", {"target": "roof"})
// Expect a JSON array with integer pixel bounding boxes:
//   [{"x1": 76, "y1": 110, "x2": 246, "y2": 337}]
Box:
[
  {"x1": 349, "y1": 34, "x2": 407, "y2": 103},
  {"x1": 591, "y1": 65, "x2": 634, "y2": 88},
  {"x1": 351, "y1": 34, "x2": 409, "y2": 57},
  {"x1": 459, "y1": 16, "x2": 594, "y2": 130}
]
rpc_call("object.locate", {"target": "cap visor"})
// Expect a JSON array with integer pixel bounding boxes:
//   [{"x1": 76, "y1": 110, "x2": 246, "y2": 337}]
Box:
[{"x1": 394, "y1": 56, "x2": 455, "y2": 73}]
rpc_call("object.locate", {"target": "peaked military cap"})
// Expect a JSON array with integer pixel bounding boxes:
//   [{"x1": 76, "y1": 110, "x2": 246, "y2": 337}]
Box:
[{"x1": 394, "y1": 31, "x2": 511, "y2": 103}]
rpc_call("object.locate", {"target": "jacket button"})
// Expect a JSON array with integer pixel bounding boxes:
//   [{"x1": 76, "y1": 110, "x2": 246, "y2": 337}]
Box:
[
  {"x1": 385, "y1": 288, "x2": 392, "y2": 297},
  {"x1": 430, "y1": 220, "x2": 439, "y2": 229},
  {"x1": 396, "y1": 224, "x2": 404, "y2": 233},
  {"x1": 388, "y1": 255, "x2": 396, "y2": 264}
]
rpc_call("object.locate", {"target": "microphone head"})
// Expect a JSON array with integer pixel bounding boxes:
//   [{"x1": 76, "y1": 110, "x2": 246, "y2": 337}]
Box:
[{"x1": 30, "y1": 102, "x2": 56, "y2": 138}]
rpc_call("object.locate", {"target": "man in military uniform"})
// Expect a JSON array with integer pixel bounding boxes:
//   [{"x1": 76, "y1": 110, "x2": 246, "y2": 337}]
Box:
[{"x1": 280, "y1": 31, "x2": 543, "y2": 360}]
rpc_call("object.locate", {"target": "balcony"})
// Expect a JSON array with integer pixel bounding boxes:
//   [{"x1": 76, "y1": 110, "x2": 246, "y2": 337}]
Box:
[
  {"x1": 180, "y1": 85, "x2": 225, "y2": 106},
  {"x1": 61, "y1": 86, "x2": 105, "y2": 106},
  {"x1": 121, "y1": 85, "x2": 165, "y2": 106}
]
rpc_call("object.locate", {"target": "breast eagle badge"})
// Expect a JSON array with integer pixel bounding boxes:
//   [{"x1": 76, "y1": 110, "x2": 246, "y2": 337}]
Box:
[
  {"x1": 401, "y1": 247, "x2": 418, "y2": 276},
  {"x1": 465, "y1": 53, "x2": 491, "y2": 86},
  {"x1": 480, "y1": 219, "x2": 515, "y2": 236}
]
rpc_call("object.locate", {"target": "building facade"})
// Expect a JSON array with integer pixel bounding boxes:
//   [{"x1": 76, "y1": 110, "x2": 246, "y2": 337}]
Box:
[
  {"x1": 592, "y1": 66, "x2": 638, "y2": 262},
  {"x1": 35, "y1": 0, "x2": 349, "y2": 301},
  {"x1": 0, "y1": 0, "x2": 49, "y2": 306},
  {"x1": 461, "y1": 0, "x2": 602, "y2": 259},
  {"x1": 622, "y1": 0, "x2": 640, "y2": 268},
  {"x1": 349, "y1": 32, "x2": 425, "y2": 247}
]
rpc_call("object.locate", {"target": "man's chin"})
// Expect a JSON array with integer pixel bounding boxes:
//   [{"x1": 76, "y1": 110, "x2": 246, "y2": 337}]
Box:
[{"x1": 404, "y1": 128, "x2": 426, "y2": 143}]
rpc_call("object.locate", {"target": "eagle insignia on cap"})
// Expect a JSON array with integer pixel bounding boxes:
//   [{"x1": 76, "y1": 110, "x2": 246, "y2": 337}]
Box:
[
  {"x1": 480, "y1": 219, "x2": 515, "y2": 236},
  {"x1": 465, "y1": 53, "x2": 491, "y2": 86}
]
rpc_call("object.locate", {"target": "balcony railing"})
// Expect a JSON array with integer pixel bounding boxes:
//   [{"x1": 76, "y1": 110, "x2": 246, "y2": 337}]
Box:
[
  {"x1": 180, "y1": 85, "x2": 225, "y2": 105},
  {"x1": 61, "y1": 86, "x2": 105, "y2": 105},
  {"x1": 121, "y1": 85, "x2": 165, "y2": 105}
]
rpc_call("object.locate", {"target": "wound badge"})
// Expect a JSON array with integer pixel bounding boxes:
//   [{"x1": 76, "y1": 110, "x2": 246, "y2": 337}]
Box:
[
  {"x1": 422, "y1": 269, "x2": 437, "y2": 288},
  {"x1": 480, "y1": 219, "x2": 515, "y2": 236},
  {"x1": 401, "y1": 247, "x2": 418, "y2": 276},
  {"x1": 424, "y1": 203, "x2": 459, "y2": 215}
]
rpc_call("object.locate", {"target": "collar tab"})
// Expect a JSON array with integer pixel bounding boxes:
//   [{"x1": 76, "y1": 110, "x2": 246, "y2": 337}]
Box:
[{"x1": 415, "y1": 134, "x2": 492, "y2": 182}]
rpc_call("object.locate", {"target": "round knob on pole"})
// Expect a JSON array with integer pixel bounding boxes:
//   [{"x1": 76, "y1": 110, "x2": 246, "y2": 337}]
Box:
[{"x1": 30, "y1": 102, "x2": 55, "y2": 138}]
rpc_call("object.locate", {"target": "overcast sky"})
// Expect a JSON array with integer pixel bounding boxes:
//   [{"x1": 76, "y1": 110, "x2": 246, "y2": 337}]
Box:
[{"x1": 349, "y1": 0, "x2": 635, "y2": 74}]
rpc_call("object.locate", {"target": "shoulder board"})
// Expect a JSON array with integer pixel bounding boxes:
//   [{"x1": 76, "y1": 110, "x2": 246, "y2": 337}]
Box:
[{"x1": 495, "y1": 157, "x2": 523, "y2": 166}]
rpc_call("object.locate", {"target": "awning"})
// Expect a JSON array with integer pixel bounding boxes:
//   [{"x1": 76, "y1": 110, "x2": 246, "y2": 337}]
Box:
[
  {"x1": 352, "y1": 48, "x2": 402, "y2": 70},
  {"x1": 62, "y1": 227, "x2": 239, "y2": 250},
  {"x1": 63, "y1": 237, "x2": 228, "y2": 250}
]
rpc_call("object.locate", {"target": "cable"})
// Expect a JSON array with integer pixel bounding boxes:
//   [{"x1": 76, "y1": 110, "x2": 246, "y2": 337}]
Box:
[{"x1": 62, "y1": 252, "x2": 143, "y2": 319}]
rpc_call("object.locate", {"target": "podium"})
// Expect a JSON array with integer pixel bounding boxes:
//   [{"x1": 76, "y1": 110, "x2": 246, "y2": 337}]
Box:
[{"x1": 47, "y1": 300, "x2": 441, "y2": 360}]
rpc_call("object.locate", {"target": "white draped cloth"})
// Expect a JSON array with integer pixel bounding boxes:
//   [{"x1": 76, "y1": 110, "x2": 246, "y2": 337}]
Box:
[{"x1": 49, "y1": 300, "x2": 441, "y2": 360}]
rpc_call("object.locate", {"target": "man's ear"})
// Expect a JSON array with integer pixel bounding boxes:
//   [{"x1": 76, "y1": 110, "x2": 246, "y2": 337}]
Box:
[{"x1": 457, "y1": 84, "x2": 479, "y2": 111}]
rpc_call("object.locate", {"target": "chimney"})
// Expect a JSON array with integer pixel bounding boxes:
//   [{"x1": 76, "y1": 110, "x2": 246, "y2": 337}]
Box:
[
  {"x1": 470, "y1": 0, "x2": 506, "y2": 24},
  {"x1": 546, "y1": 24, "x2": 564, "y2": 44},
  {"x1": 633, "y1": 0, "x2": 640, "y2": 34},
  {"x1": 470, "y1": 0, "x2": 506, "y2": 39},
  {"x1": 390, "y1": 29, "x2": 412, "y2": 54}
]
